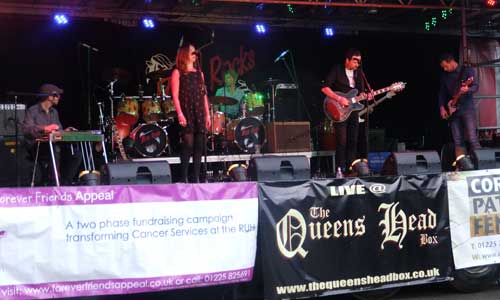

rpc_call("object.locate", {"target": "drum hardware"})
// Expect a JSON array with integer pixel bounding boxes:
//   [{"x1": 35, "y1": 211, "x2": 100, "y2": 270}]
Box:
[{"x1": 263, "y1": 78, "x2": 281, "y2": 122}]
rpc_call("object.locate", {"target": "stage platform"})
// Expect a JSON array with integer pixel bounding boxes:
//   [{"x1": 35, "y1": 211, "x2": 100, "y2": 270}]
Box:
[{"x1": 132, "y1": 150, "x2": 335, "y2": 165}]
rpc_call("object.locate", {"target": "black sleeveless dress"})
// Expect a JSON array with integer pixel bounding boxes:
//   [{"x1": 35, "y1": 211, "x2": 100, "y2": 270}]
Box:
[{"x1": 179, "y1": 71, "x2": 207, "y2": 134}]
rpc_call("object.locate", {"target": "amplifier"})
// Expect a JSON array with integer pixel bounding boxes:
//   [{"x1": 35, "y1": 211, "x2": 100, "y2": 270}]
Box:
[
  {"x1": 0, "y1": 103, "x2": 26, "y2": 136},
  {"x1": 266, "y1": 122, "x2": 311, "y2": 153}
]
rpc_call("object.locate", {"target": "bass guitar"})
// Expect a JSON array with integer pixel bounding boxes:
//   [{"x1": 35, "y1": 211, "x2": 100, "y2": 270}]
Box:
[
  {"x1": 323, "y1": 82, "x2": 406, "y2": 123},
  {"x1": 445, "y1": 77, "x2": 474, "y2": 120}
]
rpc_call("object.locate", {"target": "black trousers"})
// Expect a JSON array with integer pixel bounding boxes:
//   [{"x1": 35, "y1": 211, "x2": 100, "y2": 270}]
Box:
[{"x1": 334, "y1": 112, "x2": 359, "y2": 172}]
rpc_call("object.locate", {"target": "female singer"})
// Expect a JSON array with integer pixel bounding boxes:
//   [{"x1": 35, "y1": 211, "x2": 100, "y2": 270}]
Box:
[{"x1": 171, "y1": 44, "x2": 211, "y2": 183}]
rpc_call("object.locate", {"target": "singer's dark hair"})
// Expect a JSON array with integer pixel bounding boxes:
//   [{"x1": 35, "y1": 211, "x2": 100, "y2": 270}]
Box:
[
  {"x1": 176, "y1": 44, "x2": 198, "y2": 73},
  {"x1": 439, "y1": 52, "x2": 455, "y2": 63},
  {"x1": 345, "y1": 48, "x2": 361, "y2": 60}
]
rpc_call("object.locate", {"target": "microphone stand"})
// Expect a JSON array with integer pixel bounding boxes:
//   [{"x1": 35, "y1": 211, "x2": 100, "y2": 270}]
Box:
[
  {"x1": 278, "y1": 51, "x2": 312, "y2": 122},
  {"x1": 359, "y1": 69, "x2": 373, "y2": 161},
  {"x1": 196, "y1": 32, "x2": 215, "y2": 183}
]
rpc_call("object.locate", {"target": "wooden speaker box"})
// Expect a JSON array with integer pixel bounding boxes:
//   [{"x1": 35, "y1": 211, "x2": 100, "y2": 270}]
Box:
[{"x1": 266, "y1": 122, "x2": 311, "y2": 153}]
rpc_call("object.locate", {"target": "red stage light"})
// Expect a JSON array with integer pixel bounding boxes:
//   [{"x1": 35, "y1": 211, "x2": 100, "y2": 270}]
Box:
[{"x1": 486, "y1": 0, "x2": 497, "y2": 7}]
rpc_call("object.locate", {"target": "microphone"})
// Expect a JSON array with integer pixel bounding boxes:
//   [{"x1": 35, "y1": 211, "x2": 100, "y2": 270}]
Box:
[
  {"x1": 274, "y1": 49, "x2": 289, "y2": 63},
  {"x1": 177, "y1": 36, "x2": 184, "y2": 50},
  {"x1": 79, "y1": 42, "x2": 99, "y2": 52}
]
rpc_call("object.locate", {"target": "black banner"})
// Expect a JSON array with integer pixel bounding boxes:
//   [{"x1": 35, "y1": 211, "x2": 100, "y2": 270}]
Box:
[{"x1": 259, "y1": 175, "x2": 452, "y2": 300}]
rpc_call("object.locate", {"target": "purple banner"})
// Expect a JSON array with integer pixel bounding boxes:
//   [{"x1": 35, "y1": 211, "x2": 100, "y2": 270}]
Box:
[
  {"x1": 0, "y1": 182, "x2": 258, "y2": 208},
  {"x1": 0, "y1": 268, "x2": 253, "y2": 300}
]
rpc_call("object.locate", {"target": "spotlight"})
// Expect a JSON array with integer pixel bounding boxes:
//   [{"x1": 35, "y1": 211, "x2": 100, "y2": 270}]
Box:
[
  {"x1": 142, "y1": 18, "x2": 155, "y2": 29},
  {"x1": 256, "y1": 3, "x2": 265, "y2": 10},
  {"x1": 323, "y1": 26, "x2": 335, "y2": 37},
  {"x1": 227, "y1": 164, "x2": 248, "y2": 182},
  {"x1": 486, "y1": 0, "x2": 497, "y2": 7},
  {"x1": 452, "y1": 154, "x2": 475, "y2": 171},
  {"x1": 53, "y1": 14, "x2": 69, "y2": 26},
  {"x1": 349, "y1": 158, "x2": 370, "y2": 177},
  {"x1": 255, "y1": 23, "x2": 267, "y2": 34}
]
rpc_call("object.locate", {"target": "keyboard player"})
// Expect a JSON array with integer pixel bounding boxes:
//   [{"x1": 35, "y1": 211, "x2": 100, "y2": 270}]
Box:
[{"x1": 22, "y1": 84, "x2": 82, "y2": 186}]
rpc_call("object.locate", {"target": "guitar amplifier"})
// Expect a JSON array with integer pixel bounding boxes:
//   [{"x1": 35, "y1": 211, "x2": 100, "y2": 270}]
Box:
[
  {"x1": 266, "y1": 122, "x2": 311, "y2": 153},
  {"x1": 0, "y1": 103, "x2": 26, "y2": 136}
]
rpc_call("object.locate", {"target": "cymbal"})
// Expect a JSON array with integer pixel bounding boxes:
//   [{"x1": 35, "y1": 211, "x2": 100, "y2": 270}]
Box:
[
  {"x1": 263, "y1": 78, "x2": 282, "y2": 85},
  {"x1": 102, "y1": 67, "x2": 131, "y2": 84},
  {"x1": 147, "y1": 69, "x2": 170, "y2": 80},
  {"x1": 210, "y1": 96, "x2": 237, "y2": 105}
]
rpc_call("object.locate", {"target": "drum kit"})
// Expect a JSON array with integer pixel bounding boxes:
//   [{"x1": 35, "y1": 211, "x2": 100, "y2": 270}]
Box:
[
  {"x1": 101, "y1": 68, "x2": 177, "y2": 159},
  {"x1": 208, "y1": 92, "x2": 267, "y2": 154},
  {"x1": 103, "y1": 69, "x2": 276, "y2": 159}
]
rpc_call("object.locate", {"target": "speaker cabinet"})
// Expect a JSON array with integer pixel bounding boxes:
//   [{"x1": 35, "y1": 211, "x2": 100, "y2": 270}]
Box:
[
  {"x1": 249, "y1": 155, "x2": 310, "y2": 181},
  {"x1": 0, "y1": 103, "x2": 25, "y2": 136},
  {"x1": 266, "y1": 122, "x2": 311, "y2": 153},
  {"x1": 382, "y1": 151, "x2": 441, "y2": 176},
  {"x1": 101, "y1": 161, "x2": 171, "y2": 185},
  {"x1": 472, "y1": 148, "x2": 500, "y2": 170},
  {"x1": 275, "y1": 87, "x2": 303, "y2": 121}
]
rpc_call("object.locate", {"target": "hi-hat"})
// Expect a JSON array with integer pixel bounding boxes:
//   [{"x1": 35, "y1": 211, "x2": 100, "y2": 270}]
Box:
[{"x1": 210, "y1": 96, "x2": 237, "y2": 105}]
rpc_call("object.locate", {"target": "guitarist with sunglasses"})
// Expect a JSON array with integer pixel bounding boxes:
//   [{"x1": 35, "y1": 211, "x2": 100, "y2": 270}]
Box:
[
  {"x1": 438, "y1": 53, "x2": 480, "y2": 162},
  {"x1": 321, "y1": 48, "x2": 370, "y2": 174}
]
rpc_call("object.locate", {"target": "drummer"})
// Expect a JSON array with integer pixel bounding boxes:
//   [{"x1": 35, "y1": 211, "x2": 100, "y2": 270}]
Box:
[{"x1": 214, "y1": 70, "x2": 245, "y2": 119}]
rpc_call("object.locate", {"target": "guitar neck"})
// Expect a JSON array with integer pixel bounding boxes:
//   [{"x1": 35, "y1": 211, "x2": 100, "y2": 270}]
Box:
[{"x1": 354, "y1": 86, "x2": 393, "y2": 102}]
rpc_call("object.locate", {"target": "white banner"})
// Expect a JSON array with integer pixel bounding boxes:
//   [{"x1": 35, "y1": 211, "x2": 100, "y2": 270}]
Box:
[
  {"x1": 447, "y1": 169, "x2": 500, "y2": 269},
  {"x1": 0, "y1": 183, "x2": 258, "y2": 299}
]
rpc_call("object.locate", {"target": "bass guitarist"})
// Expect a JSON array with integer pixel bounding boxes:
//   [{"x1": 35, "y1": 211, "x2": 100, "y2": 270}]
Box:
[
  {"x1": 321, "y1": 48, "x2": 369, "y2": 173},
  {"x1": 438, "y1": 53, "x2": 480, "y2": 159}
]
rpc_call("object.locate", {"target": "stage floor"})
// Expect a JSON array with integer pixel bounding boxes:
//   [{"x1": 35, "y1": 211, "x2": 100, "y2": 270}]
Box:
[{"x1": 132, "y1": 150, "x2": 336, "y2": 165}]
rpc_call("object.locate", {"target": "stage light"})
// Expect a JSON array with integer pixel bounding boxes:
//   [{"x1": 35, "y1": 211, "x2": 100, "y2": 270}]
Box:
[
  {"x1": 323, "y1": 26, "x2": 335, "y2": 37},
  {"x1": 486, "y1": 0, "x2": 497, "y2": 7},
  {"x1": 142, "y1": 18, "x2": 155, "y2": 29},
  {"x1": 53, "y1": 14, "x2": 69, "y2": 26},
  {"x1": 256, "y1": 3, "x2": 265, "y2": 10},
  {"x1": 349, "y1": 158, "x2": 370, "y2": 177},
  {"x1": 255, "y1": 23, "x2": 267, "y2": 34},
  {"x1": 227, "y1": 164, "x2": 248, "y2": 181},
  {"x1": 452, "y1": 155, "x2": 475, "y2": 171}
]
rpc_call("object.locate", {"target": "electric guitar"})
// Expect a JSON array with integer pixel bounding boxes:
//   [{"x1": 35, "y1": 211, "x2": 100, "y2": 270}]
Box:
[
  {"x1": 358, "y1": 82, "x2": 406, "y2": 122},
  {"x1": 445, "y1": 77, "x2": 474, "y2": 120},
  {"x1": 111, "y1": 121, "x2": 128, "y2": 161},
  {"x1": 323, "y1": 82, "x2": 406, "y2": 123}
]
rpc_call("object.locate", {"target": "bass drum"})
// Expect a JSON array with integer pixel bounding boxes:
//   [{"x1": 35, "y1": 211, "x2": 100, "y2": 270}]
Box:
[
  {"x1": 129, "y1": 123, "x2": 168, "y2": 157},
  {"x1": 226, "y1": 117, "x2": 266, "y2": 153}
]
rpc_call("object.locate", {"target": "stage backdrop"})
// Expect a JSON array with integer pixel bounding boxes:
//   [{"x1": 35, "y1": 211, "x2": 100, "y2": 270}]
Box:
[
  {"x1": 259, "y1": 176, "x2": 452, "y2": 300},
  {"x1": 0, "y1": 18, "x2": 463, "y2": 150},
  {"x1": 0, "y1": 182, "x2": 258, "y2": 299}
]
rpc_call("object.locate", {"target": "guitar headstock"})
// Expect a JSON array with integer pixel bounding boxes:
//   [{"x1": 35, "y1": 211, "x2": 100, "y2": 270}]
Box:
[{"x1": 390, "y1": 82, "x2": 406, "y2": 92}]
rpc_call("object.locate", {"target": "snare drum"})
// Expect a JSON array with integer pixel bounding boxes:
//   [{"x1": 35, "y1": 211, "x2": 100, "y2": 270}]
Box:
[
  {"x1": 129, "y1": 123, "x2": 168, "y2": 157},
  {"x1": 226, "y1": 117, "x2": 266, "y2": 153},
  {"x1": 210, "y1": 111, "x2": 226, "y2": 135},
  {"x1": 116, "y1": 97, "x2": 139, "y2": 127},
  {"x1": 141, "y1": 98, "x2": 162, "y2": 123}
]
